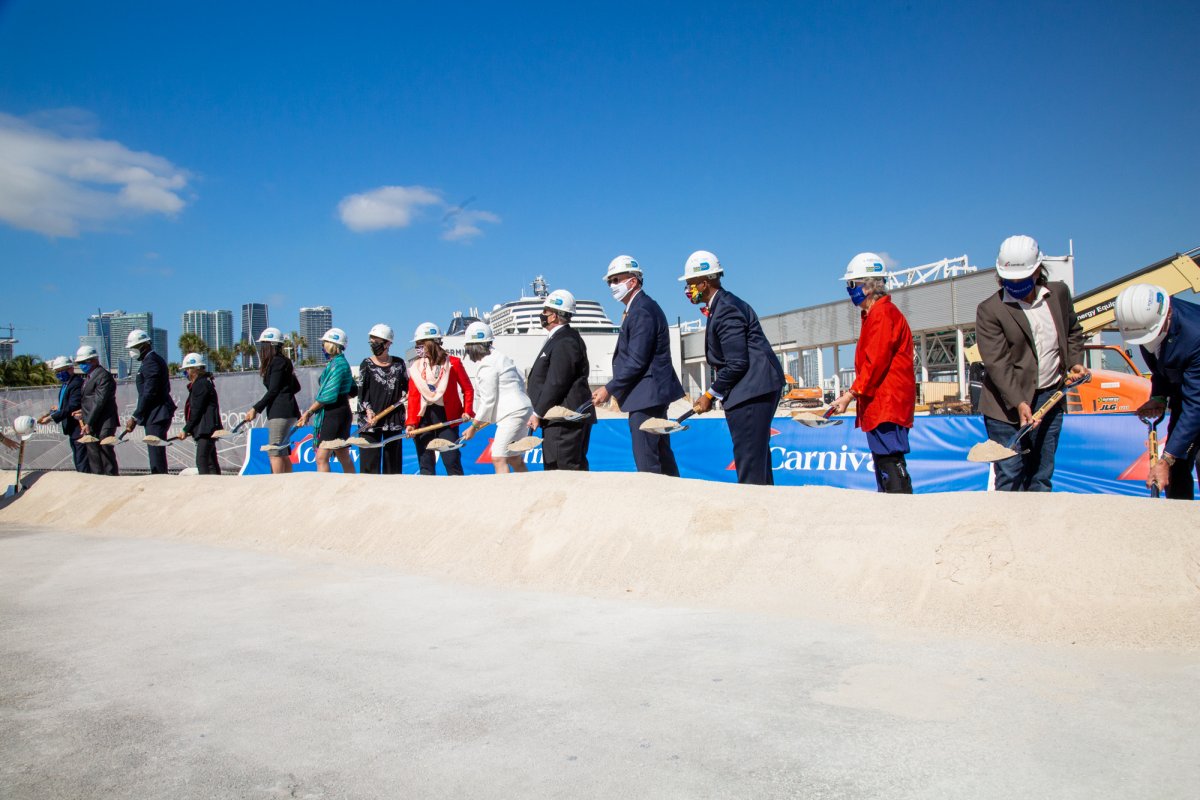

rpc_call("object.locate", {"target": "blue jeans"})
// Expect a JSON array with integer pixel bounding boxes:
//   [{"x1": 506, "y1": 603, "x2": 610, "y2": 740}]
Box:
[{"x1": 984, "y1": 386, "x2": 1065, "y2": 492}]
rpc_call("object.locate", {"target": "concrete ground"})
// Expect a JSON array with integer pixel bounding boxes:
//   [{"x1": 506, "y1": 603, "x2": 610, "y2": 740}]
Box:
[{"x1": 1, "y1": 528, "x2": 1196, "y2": 800}]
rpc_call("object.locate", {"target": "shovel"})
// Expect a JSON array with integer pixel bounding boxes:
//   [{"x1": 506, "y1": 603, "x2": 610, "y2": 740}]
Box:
[
  {"x1": 260, "y1": 422, "x2": 301, "y2": 454},
  {"x1": 507, "y1": 434, "x2": 543, "y2": 453},
  {"x1": 5, "y1": 430, "x2": 33, "y2": 497},
  {"x1": 543, "y1": 401, "x2": 593, "y2": 422},
  {"x1": 358, "y1": 403, "x2": 400, "y2": 433},
  {"x1": 212, "y1": 419, "x2": 249, "y2": 439},
  {"x1": 966, "y1": 375, "x2": 1089, "y2": 463},
  {"x1": 427, "y1": 420, "x2": 488, "y2": 453},
  {"x1": 351, "y1": 431, "x2": 409, "y2": 450},
  {"x1": 640, "y1": 408, "x2": 697, "y2": 436},
  {"x1": 142, "y1": 435, "x2": 176, "y2": 448},
  {"x1": 98, "y1": 430, "x2": 132, "y2": 447},
  {"x1": 1147, "y1": 417, "x2": 1162, "y2": 499},
  {"x1": 352, "y1": 418, "x2": 468, "y2": 449},
  {"x1": 791, "y1": 406, "x2": 844, "y2": 428}
]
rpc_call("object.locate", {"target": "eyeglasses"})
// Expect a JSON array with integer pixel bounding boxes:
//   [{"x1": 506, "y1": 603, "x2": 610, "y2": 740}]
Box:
[{"x1": 606, "y1": 275, "x2": 632, "y2": 286}]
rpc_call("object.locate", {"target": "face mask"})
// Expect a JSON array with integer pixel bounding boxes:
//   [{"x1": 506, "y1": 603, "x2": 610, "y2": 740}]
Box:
[
  {"x1": 685, "y1": 284, "x2": 705, "y2": 305},
  {"x1": 1002, "y1": 276, "x2": 1036, "y2": 298},
  {"x1": 846, "y1": 284, "x2": 868, "y2": 306},
  {"x1": 57, "y1": 371, "x2": 71, "y2": 383},
  {"x1": 369, "y1": 340, "x2": 387, "y2": 356},
  {"x1": 323, "y1": 348, "x2": 333, "y2": 362},
  {"x1": 129, "y1": 347, "x2": 145, "y2": 361},
  {"x1": 414, "y1": 345, "x2": 427, "y2": 359},
  {"x1": 610, "y1": 279, "x2": 633, "y2": 302},
  {"x1": 79, "y1": 363, "x2": 91, "y2": 374},
  {"x1": 539, "y1": 312, "x2": 553, "y2": 328}
]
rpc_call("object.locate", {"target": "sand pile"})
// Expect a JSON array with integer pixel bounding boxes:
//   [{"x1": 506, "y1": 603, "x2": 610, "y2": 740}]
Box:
[{"x1": 2, "y1": 471, "x2": 1198, "y2": 650}]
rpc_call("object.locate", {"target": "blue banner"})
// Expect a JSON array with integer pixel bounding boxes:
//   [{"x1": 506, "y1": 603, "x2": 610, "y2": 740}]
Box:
[{"x1": 239, "y1": 414, "x2": 1171, "y2": 496}]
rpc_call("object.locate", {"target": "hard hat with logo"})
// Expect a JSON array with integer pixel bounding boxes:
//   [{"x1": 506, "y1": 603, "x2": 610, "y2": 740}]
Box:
[
  {"x1": 50, "y1": 355, "x2": 73, "y2": 371},
  {"x1": 412, "y1": 322, "x2": 442, "y2": 342},
  {"x1": 543, "y1": 289, "x2": 577, "y2": 315},
  {"x1": 1114, "y1": 283, "x2": 1171, "y2": 347},
  {"x1": 465, "y1": 321, "x2": 494, "y2": 344},
  {"x1": 125, "y1": 329, "x2": 152, "y2": 349},
  {"x1": 257, "y1": 327, "x2": 284, "y2": 344},
  {"x1": 604, "y1": 255, "x2": 642, "y2": 282},
  {"x1": 75, "y1": 345, "x2": 99, "y2": 363},
  {"x1": 180, "y1": 352, "x2": 208, "y2": 371},
  {"x1": 368, "y1": 323, "x2": 394, "y2": 343},
  {"x1": 321, "y1": 328, "x2": 347, "y2": 346},
  {"x1": 842, "y1": 252, "x2": 889, "y2": 282},
  {"x1": 996, "y1": 235, "x2": 1044, "y2": 280},
  {"x1": 12, "y1": 415, "x2": 36, "y2": 436},
  {"x1": 678, "y1": 250, "x2": 724, "y2": 282}
]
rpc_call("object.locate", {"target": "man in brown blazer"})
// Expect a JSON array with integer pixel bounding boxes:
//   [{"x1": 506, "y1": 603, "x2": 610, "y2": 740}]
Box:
[{"x1": 975, "y1": 235, "x2": 1089, "y2": 491}]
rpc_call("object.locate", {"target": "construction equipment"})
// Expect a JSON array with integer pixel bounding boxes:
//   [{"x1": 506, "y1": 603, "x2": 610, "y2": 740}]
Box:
[{"x1": 780, "y1": 375, "x2": 823, "y2": 409}]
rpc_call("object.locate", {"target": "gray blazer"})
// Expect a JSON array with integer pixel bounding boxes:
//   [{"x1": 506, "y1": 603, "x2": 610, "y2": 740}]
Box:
[
  {"x1": 81, "y1": 364, "x2": 120, "y2": 436},
  {"x1": 975, "y1": 280, "x2": 1085, "y2": 423}
]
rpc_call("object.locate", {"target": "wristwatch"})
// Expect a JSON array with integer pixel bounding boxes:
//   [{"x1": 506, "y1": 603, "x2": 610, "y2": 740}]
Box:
[{"x1": 1161, "y1": 453, "x2": 1177, "y2": 467}]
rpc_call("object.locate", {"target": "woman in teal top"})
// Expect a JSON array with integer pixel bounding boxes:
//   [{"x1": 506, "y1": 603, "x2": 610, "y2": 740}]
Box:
[{"x1": 297, "y1": 327, "x2": 357, "y2": 473}]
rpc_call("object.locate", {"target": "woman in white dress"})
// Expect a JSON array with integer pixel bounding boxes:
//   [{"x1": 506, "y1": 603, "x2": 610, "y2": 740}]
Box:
[{"x1": 459, "y1": 322, "x2": 534, "y2": 474}]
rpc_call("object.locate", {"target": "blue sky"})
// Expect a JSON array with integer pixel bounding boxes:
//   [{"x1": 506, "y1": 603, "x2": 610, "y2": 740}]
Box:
[{"x1": 1, "y1": 1, "x2": 1197, "y2": 362}]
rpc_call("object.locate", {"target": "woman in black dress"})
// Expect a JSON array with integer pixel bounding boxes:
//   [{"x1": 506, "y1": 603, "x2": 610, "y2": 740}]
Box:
[
  {"x1": 244, "y1": 327, "x2": 302, "y2": 474},
  {"x1": 177, "y1": 352, "x2": 222, "y2": 475},
  {"x1": 357, "y1": 323, "x2": 408, "y2": 474}
]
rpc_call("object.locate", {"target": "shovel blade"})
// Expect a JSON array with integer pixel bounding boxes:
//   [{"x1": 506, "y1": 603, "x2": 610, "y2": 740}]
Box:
[
  {"x1": 426, "y1": 437, "x2": 463, "y2": 452},
  {"x1": 794, "y1": 418, "x2": 843, "y2": 428},
  {"x1": 507, "y1": 435, "x2": 542, "y2": 453},
  {"x1": 966, "y1": 439, "x2": 1019, "y2": 463}
]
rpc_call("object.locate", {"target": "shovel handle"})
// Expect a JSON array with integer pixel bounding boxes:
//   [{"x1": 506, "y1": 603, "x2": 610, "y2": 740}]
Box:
[
  {"x1": 674, "y1": 408, "x2": 697, "y2": 425},
  {"x1": 1030, "y1": 390, "x2": 1064, "y2": 423},
  {"x1": 362, "y1": 403, "x2": 399, "y2": 430},
  {"x1": 407, "y1": 416, "x2": 469, "y2": 437}
]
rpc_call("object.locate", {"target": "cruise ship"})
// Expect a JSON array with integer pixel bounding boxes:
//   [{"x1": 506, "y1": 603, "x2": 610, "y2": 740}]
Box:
[{"x1": 430, "y1": 276, "x2": 682, "y2": 389}]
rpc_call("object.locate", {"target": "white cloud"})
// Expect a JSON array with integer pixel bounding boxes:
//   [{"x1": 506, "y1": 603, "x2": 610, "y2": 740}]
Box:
[
  {"x1": 441, "y1": 208, "x2": 501, "y2": 241},
  {"x1": 0, "y1": 111, "x2": 191, "y2": 237},
  {"x1": 876, "y1": 251, "x2": 900, "y2": 270},
  {"x1": 337, "y1": 185, "x2": 443, "y2": 232},
  {"x1": 338, "y1": 184, "x2": 500, "y2": 241}
]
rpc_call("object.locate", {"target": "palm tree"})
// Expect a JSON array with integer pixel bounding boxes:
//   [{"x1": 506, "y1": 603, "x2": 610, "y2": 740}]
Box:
[
  {"x1": 209, "y1": 347, "x2": 235, "y2": 373},
  {"x1": 0, "y1": 355, "x2": 57, "y2": 387},
  {"x1": 168, "y1": 362, "x2": 181, "y2": 377},
  {"x1": 289, "y1": 331, "x2": 306, "y2": 363},
  {"x1": 232, "y1": 340, "x2": 256, "y2": 371},
  {"x1": 178, "y1": 332, "x2": 209, "y2": 362}
]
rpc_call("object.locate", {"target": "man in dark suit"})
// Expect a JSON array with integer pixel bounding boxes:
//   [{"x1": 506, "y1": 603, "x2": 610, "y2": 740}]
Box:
[
  {"x1": 975, "y1": 235, "x2": 1088, "y2": 491},
  {"x1": 592, "y1": 255, "x2": 685, "y2": 475},
  {"x1": 681, "y1": 250, "x2": 785, "y2": 485},
  {"x1": 527, "y1": 289, "x2": 596, "y2": 470},
  {"x1": 122, "y1": 329, "x2": 177, "y2": 474},
  {"x1": 1115, "y1": 283, "x2": 1200, "y2": 498},
  {"x1": 39, "y1": 355, "x2": 90, "y2": 472},
  {"x1": 73, "y1": 345, "x2": 120, "y2": 476}
]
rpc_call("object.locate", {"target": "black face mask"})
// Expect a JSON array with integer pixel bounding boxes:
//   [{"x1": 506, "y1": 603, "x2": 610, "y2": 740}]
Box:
[
  {"x1": 369, "y1": 340, "x2": 387, "y2": 356},
  {"x1": 539, "y1": 313, "x2": 553, "y2": 329}
]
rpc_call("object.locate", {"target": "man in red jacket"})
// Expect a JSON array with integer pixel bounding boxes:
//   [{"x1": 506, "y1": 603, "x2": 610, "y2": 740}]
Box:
[{"x1": 829, "y1": 252, "x2": 916, "y2": 493}]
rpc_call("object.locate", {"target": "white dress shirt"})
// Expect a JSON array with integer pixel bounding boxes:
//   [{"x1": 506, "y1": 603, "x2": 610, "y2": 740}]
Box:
[{"x1": 1004, "y1": 285, "x2": 1062, "y2": 390}]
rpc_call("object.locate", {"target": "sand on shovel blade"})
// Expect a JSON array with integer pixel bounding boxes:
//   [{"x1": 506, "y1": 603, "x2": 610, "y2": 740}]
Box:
[
  {"x1": 345, "y1": 437, "x2": 370, "y2": 447},
  {"x1": 967, "y1": 439, "x2": 1017, "y2": 463},
  {"x1": 639, "y1": 417, "x2": 676, "y2": 432},
  {"x1": 77, "y1": 435, "x2": 99, "y2": 444},
  {"x1": 542, "y1": 406, "x2": 573, "y2": 420},
  {"x1": 317, "y1": 438, "x2": 348, "y2": 450},
  {"x1": 508, "y1": 435, "x2": 542, "y2": 452},
  {"x1": 426, "y1": 437, "x2": 456, "y2": 451}
]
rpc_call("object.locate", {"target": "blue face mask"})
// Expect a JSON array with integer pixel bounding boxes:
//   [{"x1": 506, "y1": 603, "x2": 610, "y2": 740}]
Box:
[
  {"x1": 1002, "y1": 276, "x2": 1036, "y2": 298},
  {"x1": 56, "y1": 371, "x2": 71, "y2": 383},
  {"x1": 79, "y1": 363, "x2": 92, "y2": 374},
  {"x1": 846, "y1": 284, "x2": 868, "y2": 306}
]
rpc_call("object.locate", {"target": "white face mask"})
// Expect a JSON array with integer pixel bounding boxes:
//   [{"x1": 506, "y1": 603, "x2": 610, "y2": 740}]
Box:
[{"x1": 610, "y1": 279, "x2": 633, "y2": 302}]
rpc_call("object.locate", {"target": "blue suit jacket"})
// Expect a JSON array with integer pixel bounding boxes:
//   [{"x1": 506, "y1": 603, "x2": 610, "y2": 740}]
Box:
[
  {"x1": 606, "y1": 291, "x2": 684, "y2": 413},
  {"x1": 1142, "y1": 297, "x2": 1200, "y2": 460},
  {"x1": 50, "y1": 374, "x2": 84, "y2": 436},
  {"x1": 133, "y1": 350, "x2": 178, "y2": 426},
  {"x1": 704, "y1": 289, "x2": 785, "y2": 409}
]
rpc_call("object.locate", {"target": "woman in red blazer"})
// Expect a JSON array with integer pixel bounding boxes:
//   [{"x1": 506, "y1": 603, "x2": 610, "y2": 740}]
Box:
[
  {"x1": 405, "y1": 322, "x2": 474, "y2": 475},
  {"x1": 830, "y1": 252, "x2": 916, "y2": 493}
]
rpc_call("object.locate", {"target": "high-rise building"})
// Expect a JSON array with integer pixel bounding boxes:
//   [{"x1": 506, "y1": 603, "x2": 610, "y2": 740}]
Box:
[
  {"x1": 299, "y1": 306, "x2": 333, "y2": 363},
  {"x1": 106, "y1": 311, "x2": 153, "y2": 379},
  {"x1": 85, "y1": 311, "x2": 120, "y2": 370},
  {"x1": 212, "y1": 309, "x2": 234, "y2": 352},
  {"x1": 152, "y1": 328, "x2": 169, "y2": 364},
  {"x1": 240, "y1": 303, "x2": 269, "y2": 368},
  {"x1": 181, "y1": 309, "x2": 234, "y2": 355}
]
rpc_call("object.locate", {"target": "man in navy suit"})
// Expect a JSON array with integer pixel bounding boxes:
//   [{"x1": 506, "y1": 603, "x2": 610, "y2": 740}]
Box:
[
  {"x1": 592, "y1": 255, "x2": 685, "y2": 475},
  {"x1": 123, "y1": 328, "x2": 178, "y2": 474},
  {"x1": 38, "y1": 355, "x2": 90, "y2": 473},
  {"x1": 1116, "y1": 283, "x2": 1200, "y2": 499},
  {"x1": 681, "y1": 250, "x2": 785, "y2": 485},
  {"x1": 527, "y1": 289, "x2": 596, "y2": 470}
]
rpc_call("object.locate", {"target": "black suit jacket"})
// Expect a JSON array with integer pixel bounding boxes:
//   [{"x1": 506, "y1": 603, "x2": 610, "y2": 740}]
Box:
[
  {"x1": 607, "y1": 291, "x2": 685, "y2": 413},
  {"x1": 81, "y1": 365, "x2": 120, "y2": 435},
  {"x1": 133, "y1": 350, "x2": 177, "y2": 426},
  {"x1": 50, "y1": 374, "x2": 84, "y2": 436},
  {"x1": 183, "y1": 373, "x2": 222, "y2": 437},
  {"x1": 704, "y1": 289, "x2": 785, "y2": 409},
  {"x1": 527, "y1": 326, "x2": 596, "y2": 425}
]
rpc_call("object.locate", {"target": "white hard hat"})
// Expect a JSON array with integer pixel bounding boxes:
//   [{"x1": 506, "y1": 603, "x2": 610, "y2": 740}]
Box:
[
  {"x1": 543, "y1": 289, "x2": 577, "y2": 315},
  {"x1": 678, "y1": 250, "x2": 724, "y2": 282},
  {"x1": 996, "y1": 235, "x2": 1044, "y2": 280},
  {"x1": 368, "y1": 323, "x2": 394, "y2": 343},
  {"x1": 75, "y1": 345, "x2": 99, "y2": 363},
  {"x1": 321, "y1": 327, "x2": 347, "y2": 346},
  {"x1": 1114, "y1": 283, "x2": 1171, "y2": 347},
  {"x1": 257, "y1": 327, "x2": 284, "y2": 344},
  {"x1": 125, "y1": 328, "x2": 152, "y2": 349},
  {"x1": 412, "y1": 322, "x2": 442, "y2": 342},
  {"x1": 50, "y1": 355, "x2": 72, "y2": 371},
  {"x1": 604, "y1": 255, "x2": 642, "y2": 282},
  {"x1": 464, "y1": 321, "x2": 494, "y2": 344},
  {"x1": 842, "y1": 252, "x2": 889, "y2": 282},
  {"x1": 180, "y1": 352, "x2": 208, "y2": 371},
  {"x1": 13, "y1": 415, "x2": 36, "y2": 436}
]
